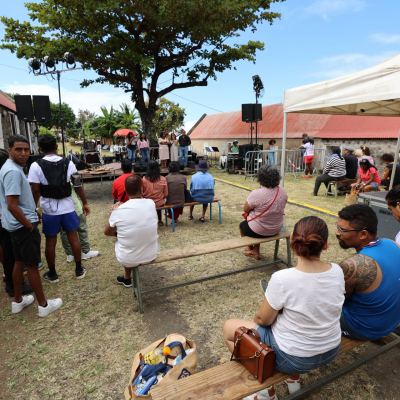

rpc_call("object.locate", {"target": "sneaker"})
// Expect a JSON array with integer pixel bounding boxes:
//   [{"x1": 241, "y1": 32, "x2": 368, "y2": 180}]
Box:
[
  {"x1": 76, "y1": 267, "x2": 86, "y2": 280},
  {"x1": 300, "y1": 175, "x2": 308, "y2": 179},
  {"x1": 260, "y1": 278, "x2": 268, "y2": 294},
  {"x1": 43, "y1": 271, "x2": 59, "y2": 283},
  {"x1": 6, "y1": 282, "x2": 34, "y2": 298},
  {"x1": 116, "y1": 276, "x2": 132, "y2": 288},
  {"x1": 12, "y1": 295, "x2": 35, "y2": 314},
  {"x1": 23, "y1": 262, "x2": 44, "y2": 276},
  {"x1": 243, "y1": 386, "x2": 278, "y2": 400},
  {"x1": 309, "y1": 175, "x2": 314, "y2": 178},
  {"x1": 82, "y1": 250, "x2": 99, "y2": 260},
  {"x1": 38, "y1": 298, "x2": 63, "y2": 317},
  {"x1": 66, "y1": 255, "x2": 74, "y2": 263},
  {"x1": 285, "y1": 375, "x2": 301, "y2": 394}
]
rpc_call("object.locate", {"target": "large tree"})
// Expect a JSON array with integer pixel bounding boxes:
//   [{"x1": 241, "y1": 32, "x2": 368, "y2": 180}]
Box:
[
  {"x1": 1, "y1": 0, "x2": 284, "y2": 136},
  {"x1": 151, "y1": 97, "x2": 185, "y2": 137}
]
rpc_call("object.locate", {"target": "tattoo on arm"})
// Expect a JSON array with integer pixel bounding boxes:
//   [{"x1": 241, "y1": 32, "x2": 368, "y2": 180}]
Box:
[{"x1": 340, "y1": 254, "x2": 378, "y2": 292}]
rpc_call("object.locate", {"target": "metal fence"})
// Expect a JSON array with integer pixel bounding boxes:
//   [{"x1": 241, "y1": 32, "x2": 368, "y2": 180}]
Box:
[{"x1": 243, "y1": 148, "x2": 328, "y2": 180}]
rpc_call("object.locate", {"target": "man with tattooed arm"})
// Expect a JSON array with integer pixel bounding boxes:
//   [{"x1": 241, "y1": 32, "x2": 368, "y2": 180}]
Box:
[{"x1": 336, "y1": 204, "x2": 400, "y2": 341}]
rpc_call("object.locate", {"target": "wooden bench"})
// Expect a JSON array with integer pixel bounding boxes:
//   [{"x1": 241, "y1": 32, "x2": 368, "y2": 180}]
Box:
[
  {"x1": 150, "y1": 334, "x2": 400, "y2": 400},
  {"x1": 157, "y1": 198, "x2": 222, "y2": 232},
  {"x1": 131, "y1": 231, "x2": 291, "y2": 313},
  {"x1": 325, "y1": 179, "x2": 356, "y2": 199}
]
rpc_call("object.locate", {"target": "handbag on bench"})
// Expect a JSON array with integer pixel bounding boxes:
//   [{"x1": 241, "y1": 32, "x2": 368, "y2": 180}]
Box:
[{"x1": 230, "y1": 327, "x2": 275, "y2": 383}]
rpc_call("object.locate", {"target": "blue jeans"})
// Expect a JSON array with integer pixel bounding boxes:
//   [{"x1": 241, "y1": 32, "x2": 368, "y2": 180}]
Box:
[
  {"x1": 127, "y1": 148, "x2": 136, "y2": 163},
  {"x1": 255, "y1": 325, "x2": 341, "y2": 374},
  {"x1": 179, "y1": 146, "x2": 189, "y2": 166},
  {"x1": 140, "y1": 148, "x2": 150, "y2": 163},
  {"x1": 340, "y1": 311, "x2": 371, "y2": 341}
]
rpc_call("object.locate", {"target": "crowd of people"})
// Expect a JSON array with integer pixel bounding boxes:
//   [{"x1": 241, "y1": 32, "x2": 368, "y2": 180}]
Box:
[
  {"x1": 2, "y1": 132, "x2": 400, "y2": 399},
  {"x1": 124, "y1": 129, "x2": 192, "y2": 168}
]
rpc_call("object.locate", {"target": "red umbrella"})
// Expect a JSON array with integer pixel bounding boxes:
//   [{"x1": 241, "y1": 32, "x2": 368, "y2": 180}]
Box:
[{"x1": 113, "y1": 129, "x2": 138, "y2": 137}]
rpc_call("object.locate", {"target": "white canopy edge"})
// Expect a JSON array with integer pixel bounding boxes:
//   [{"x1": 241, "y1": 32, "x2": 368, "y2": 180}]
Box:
[
  {"x1": 281, "y1": 53, "x2": 400, "y2": 190},
  {"x1": 284, "y1": 53, "x2": 400, "y2": 117}
]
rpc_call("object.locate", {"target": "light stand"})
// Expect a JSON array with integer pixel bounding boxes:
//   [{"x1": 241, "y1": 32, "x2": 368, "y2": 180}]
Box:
[
  {"x1": 30, "y1": 53, "x2": 82, "y2": 157},
  {"x1": 252, "y1": 75, "x2": 264, "y2": 146}
]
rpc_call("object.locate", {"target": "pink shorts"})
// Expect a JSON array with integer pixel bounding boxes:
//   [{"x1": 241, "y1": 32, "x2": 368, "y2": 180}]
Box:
[{"x1": 303, "y1": 155, "x2": 314, "y2": 163}]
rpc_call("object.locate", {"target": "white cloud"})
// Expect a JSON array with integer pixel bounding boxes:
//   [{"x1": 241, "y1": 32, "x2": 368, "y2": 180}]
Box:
[
  {"x1": 305, "y1": 0, "x2": 366, "y2": 20},
  {"x1": 310, "y1": 51, "x2": 398, "y2": 79},
  {"x1": 370, "y1": 33, "x2": 400, "y2": 44},
  {"x1": 4, "y1": 83, "x2": 134, "y2": 116}
]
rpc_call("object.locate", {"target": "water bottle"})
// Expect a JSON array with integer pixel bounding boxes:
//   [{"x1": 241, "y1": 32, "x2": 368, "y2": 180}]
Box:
[
  {"x1": 143, "y1": 346, "x2": 171, "y2": 365},
  {"x1": 171, "y1": 348, "x2": 195, "y2": 366},
  {"x1": 281, "y1": 215, "x2": 286, "y2": 232}
]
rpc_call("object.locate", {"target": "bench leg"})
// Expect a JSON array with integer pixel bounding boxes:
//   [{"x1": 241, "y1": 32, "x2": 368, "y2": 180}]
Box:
[
  {"x1": 218, "y1": 201, "x2": 222, "y2": 224},
  {"x1": 132, "y1": 267, "x2": 144, "y2": 313},
  {"x1": 273, "y1": 239, "x2": 280, "y2": 261},
  {"x1": 286, "y1": 237, "x2": 292, "y2": 268},
  {"x1": 171, "y1": 208, "x2": 175, "y2": 232},
  {"x1": 325, "y1": 182, "x2": 329, "y2": 197},
  {"x1": 335, "y1": 182, "x2": 338, "y2": 200},
  {"x1": 210, "y1": 202, "x2": 212, "y2": 220}
]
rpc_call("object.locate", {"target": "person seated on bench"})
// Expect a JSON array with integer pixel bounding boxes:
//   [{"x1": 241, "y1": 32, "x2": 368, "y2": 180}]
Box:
[
  {"x1": 143, "y1": 161, "x2": 168, "y2": 226},
  {"x1": 112, "y1": 159, "x2": 133, "y2": 204},
  {"x1": 312, "y1": 146, "x2": 346, "y2": 196},
  {"x1": 104, "y1": 175, "x2": 158, "y2": 288},
  {"x1": 188, "y1": 160, "x2": 215, "y2": 223},
  {"x1": 386, "y1": 186, "x2": 400, "y2": 245},
  {"x1": 350, "y1": 159, "x2": 381, "y2": 193},
  {"x1": 380, "y1": 153, "x2": 400, "y2": 188},
  {"x1": 165, "y1": 162, "x2": 187, "y2": 223},
  {"x1": 240, "y1": 165, "x2": 287, "y2": 260},
  {"x1": 343, "y1": 146, "x2": 358, "y2": 180},
  {"x1": 224, "y1": 216, "x2": 345, "y2": 400},
  {"x1": 336, "y1": 204, "x2": 400, "y2": 342}
]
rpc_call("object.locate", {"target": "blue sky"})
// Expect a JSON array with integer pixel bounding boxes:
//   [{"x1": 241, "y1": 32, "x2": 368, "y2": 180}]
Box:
[{"x1": 1, "y1": 0, "x2": 400, "y2": 125}]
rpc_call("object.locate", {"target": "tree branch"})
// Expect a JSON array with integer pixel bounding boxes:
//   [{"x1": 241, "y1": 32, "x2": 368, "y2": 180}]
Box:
[{"x1": 157, "y1": 79, "x2": 208, "y2": 98}]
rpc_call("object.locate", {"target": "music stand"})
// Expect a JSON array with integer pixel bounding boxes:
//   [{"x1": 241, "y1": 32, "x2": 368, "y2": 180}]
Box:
[{"x1": 205, "y1": 147, "x2": 219, "y2": 165}]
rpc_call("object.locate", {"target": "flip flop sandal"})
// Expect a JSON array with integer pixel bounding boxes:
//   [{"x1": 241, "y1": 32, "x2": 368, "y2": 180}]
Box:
[
  {"x1": 188, "y1": 216, "x2": 194, "y2": 220},
  {"x1": 158, "y1": 221, "x2": 164, "y2": 226},
  {"x1": 243, "y1": 250, "x2": 261, "y2": 260},
  {"x1": 199, "y1": 217, "x2": 205, "y2": 222},
  {"x1": 244, "y1": 245, "x2": 254, "y2": 251}
]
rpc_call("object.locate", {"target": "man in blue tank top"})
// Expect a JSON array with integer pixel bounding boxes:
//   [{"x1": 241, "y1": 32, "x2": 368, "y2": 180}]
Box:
[{"x1": 336, "y1": 204, "x2": 400, "y2": 341}]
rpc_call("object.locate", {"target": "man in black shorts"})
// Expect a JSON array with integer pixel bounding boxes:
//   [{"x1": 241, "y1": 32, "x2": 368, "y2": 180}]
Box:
[{"x1": 0, "y1": 135, "x2": 62, "y2": 317}]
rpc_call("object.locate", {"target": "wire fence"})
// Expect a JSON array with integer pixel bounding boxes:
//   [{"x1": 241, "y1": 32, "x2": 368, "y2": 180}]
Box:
[{"x1": 243, "y1": 148, "x2": 328, "y2": 180}]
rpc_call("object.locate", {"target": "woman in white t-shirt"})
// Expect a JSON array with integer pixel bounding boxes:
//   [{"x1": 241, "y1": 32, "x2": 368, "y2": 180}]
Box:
[
  {"x1": 224, "y1": 216, "x2": 345, "y2": 400},
  {"x1": 299, "y1": 137, "x2": 315, "y2": 178}
]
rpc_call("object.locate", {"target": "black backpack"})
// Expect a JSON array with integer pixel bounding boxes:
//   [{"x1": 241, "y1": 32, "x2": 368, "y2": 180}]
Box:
[{"x1": 36, "y1": 158, "x2": 72, "y2": 199}]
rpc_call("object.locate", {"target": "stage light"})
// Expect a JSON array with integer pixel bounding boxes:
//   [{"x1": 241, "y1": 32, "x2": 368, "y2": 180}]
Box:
[
  {"x1": 28, "y1": 58, "x2": 41, "y2": 73},
  {"x1": 63, "y1": 52, "x2": 76, "y2": 67},
  {"x1": 43, "y1": 56, "x2": 55, "y2": 70}
]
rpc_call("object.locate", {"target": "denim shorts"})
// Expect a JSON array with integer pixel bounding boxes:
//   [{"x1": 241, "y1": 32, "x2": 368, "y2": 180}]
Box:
[
  {"x1": 255, "y1": 325, "x2": 341, "y2": 375},
  {"x1": 361, "y1": 181, "x2": 379, "y2": 190},
  {"x1": 42, "y1": 211, "x2": 80, "y2": 236}
]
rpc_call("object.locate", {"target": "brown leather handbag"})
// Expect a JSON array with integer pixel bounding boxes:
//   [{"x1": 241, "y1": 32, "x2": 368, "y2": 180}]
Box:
[{"x1": 230, "y1": 327, "x2": 275, "y2": 383}]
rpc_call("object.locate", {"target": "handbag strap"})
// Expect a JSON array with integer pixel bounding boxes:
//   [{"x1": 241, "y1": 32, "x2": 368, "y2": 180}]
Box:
[{"x1": 247, "y1": 187, "x2": 280, "y2": 222}]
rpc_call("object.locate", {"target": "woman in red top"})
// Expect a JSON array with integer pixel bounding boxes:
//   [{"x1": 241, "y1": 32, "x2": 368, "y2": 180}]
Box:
[
  {"x1": 143, "y1": 161, "x2": 168, "y2": 226},
  {"x1": 351, "y1": 159, "x2": 381, "y2": 192}
]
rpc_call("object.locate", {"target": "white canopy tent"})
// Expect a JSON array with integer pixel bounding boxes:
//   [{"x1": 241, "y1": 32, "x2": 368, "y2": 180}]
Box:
[{"x1": 281, "y1": 53, "x2": 400, "y2": 189}]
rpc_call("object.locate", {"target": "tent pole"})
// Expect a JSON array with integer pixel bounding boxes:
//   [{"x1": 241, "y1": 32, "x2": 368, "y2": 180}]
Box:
[
  {"x1": 389, "y1": 126, "x2": 400, "y2": 191},
  {"x1": 280, "y1": 112, "x2": 288, "y2": 187}
]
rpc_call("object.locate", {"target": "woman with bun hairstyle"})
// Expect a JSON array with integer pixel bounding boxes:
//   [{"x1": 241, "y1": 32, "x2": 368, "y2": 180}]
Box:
[{"x1": 224, "y1": 217, "x2": 345, "y2": 400}]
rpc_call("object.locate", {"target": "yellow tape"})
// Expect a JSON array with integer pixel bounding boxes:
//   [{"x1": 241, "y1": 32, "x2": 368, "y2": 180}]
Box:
[{"x1": 214, "y1": 177, "x2": 338, "y2": 217}]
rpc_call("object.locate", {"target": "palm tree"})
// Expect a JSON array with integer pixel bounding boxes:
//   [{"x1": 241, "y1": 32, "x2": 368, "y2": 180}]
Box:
[
  {"x1": 115, "y1": 103, "x2": 142, "y2": 132},
  {"x1": 97, "y1": 106, "x2": 119, "y2": 140}
]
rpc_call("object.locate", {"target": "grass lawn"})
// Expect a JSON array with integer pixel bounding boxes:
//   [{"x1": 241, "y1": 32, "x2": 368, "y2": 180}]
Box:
[{"x1": 0, "y1": 167, "x2": 398, "y2": 400}]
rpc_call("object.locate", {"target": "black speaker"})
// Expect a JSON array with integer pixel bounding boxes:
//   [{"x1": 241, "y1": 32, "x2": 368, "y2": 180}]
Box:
[
  {"x1": 242, "y1": 104, "x2": 254, "y2": 122},
  {"x1": 179, "y1": 161, "x2": 184, "y2": 170},
  {"x1": 84, "y1": 142, "x2": 96, "y2": 151},
  {"x1": 241, "y1": 104, "x2": 262, "y2": 122},
  {"x1": 188, "y1": 161, "x2": 196, "y2": 169},
  {"x1": 134, "y1": 161, "x2": 148, "y2": 173},
  {"x1": 239, "y1": 144, "x2": 263, "y2": 157},
  {"x1": 14, "y1": 95, "x2": 34, "y2": 121},
  {"x1": 33, "y1": 96, "x2": 52, "y2": 121}
]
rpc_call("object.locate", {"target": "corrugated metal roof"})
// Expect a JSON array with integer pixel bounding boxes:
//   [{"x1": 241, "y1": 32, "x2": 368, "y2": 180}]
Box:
[
  {"x1": 315, "y1": 115, "x2": 400, "y2": 139},
  {"x1": 0, "y1": 90, "x2": 16, "y2": 112},
  {"x1": 190, "y1": 103, "x2": 331, "y2": 140},
  {"x1": 190, "y1": 103, "x2": 400, "y2": 140}
]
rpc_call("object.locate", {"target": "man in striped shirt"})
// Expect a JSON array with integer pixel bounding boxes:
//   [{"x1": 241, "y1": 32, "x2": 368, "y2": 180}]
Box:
[{"x1": 312, "y1": 146, "x2": 346, "y2": 196}]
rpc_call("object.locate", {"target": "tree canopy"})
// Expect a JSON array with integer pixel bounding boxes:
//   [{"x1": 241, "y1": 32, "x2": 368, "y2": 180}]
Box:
[{"x1": 1, "y1": 0, "x2": 284, "y2": 135}]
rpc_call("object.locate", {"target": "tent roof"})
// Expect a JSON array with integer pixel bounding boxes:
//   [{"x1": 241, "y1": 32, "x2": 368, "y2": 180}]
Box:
[{"x1": 284, "y1": 54, "x2": 400, "y2": 117}]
